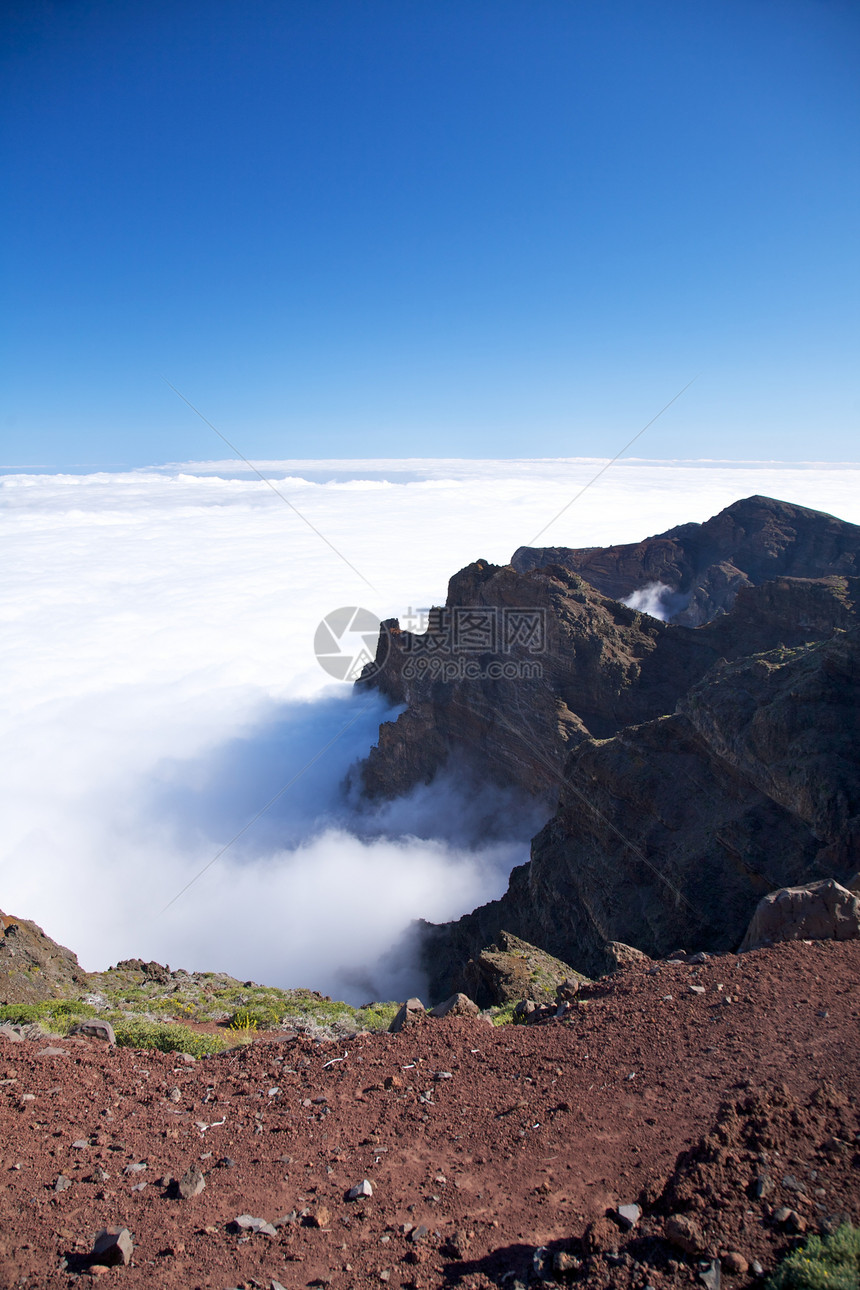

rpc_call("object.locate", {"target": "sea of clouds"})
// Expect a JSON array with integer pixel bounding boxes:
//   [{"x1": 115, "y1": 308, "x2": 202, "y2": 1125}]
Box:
[{"x1": 3, "y1": 457, "x2": 858, "y2": 1001}]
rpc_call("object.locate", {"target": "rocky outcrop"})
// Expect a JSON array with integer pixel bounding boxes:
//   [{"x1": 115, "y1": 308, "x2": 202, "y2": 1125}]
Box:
[
  {"x1": 512, "y1": 495, "x2": 860, "y2": 626},
  {"x1": 739, "y1": 879, "x2": 860, "y2": 951},
  {"x1": 420, "y1": 629, "x2": 860, "y2": 992},
  {"x1": 355, "y1": 496, "x2": 860, "y2": 997},
  {"x1": 0, "y1": 911, "x2": 89, "y2": 1005},
  {"x1": 460, "y1": 931, "x2": 586, "y2": 1008},
  {"x1": 357, "y1": 558, "x2": 858, "y2": 803}
]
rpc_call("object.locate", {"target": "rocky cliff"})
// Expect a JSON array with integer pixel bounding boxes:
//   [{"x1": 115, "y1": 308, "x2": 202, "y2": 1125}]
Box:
[
  {"x1": 512, "y1": 494, "x2": 860, "y2": 625},
  {"x1": 355, "y1": 495, "x2": 860, "y2": 997},
  {"x1": 420, "y1": 629, "x2": 860, "y2": 993}
]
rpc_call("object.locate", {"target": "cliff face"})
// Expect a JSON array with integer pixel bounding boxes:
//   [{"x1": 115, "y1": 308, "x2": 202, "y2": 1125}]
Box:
[
  {"x1": 512, "y1": 494, "x2": 860, "y2": 626},
  {"x1": 420, "y1": 629, "x2": 860, "y2": 994},
  {"x1": 358, "y1": 562, "x2": 858, "y2": 805},
  {"x1": 354, "y1": 495, "x2": 860, "y2": 1000}
]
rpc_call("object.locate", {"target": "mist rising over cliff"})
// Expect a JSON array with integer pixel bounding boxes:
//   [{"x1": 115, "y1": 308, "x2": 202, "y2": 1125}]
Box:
[{"x1": 2, "y1": 460, "x2": 858, "y2": 999}]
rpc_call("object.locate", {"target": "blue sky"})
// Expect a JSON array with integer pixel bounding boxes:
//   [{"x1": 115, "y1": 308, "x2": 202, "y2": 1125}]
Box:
[{"x1": 2, "y1": 0, "x2": 858, "y2": 467}]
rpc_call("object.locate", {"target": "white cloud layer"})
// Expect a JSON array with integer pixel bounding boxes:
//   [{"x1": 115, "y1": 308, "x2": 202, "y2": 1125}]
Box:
[{"x1": 2, "y1": 458, "x2": 858, "y2": 1000}]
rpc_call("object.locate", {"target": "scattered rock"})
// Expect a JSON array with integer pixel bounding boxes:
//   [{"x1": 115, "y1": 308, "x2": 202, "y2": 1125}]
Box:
[
  {"x1": 53, "y1": 1175, "x2": 72, "y2": 1192},
  {"x1": 666, "y1": 1214, "x2": 706, "y2": 1255},
  {"x1": 68, "y1": 1020, "x2": 116, "y2": 1046},
  {"x1": 36, "y1": 1046, "x2": 68, "y2": 1057},
  {"x1": 555, "y1": 978, "x2": 580, "y2": 1002},
  {"x1": 388, "y1": 998, "x2": 426, "y2": 1033},
  {"x1": 91, "y1": 1227, "x2": 133, "y2": 1267},
  {"x1": 617, "y1": 1202, "x2": 641, "y2": 1229},
  {"x1": 229, "y1": 1214, "x2": 278, "y2": 1236},
  {"x1": 721, "y1": 1252, "x2": 749, "y2": 1276},
  {"x1": 176, "y1": 1165, "x2": 205, "y2": 1199},
  {"x1": 307, "y1": 1206, "x2": 331, "y2": 1229},
  {"x1": 554, "y1": 1251, "x2": 583, "y2": 1274},
  {"x1": 689, "y1": 984, "x2": 706, "y2": 995},
  {"x1": 347, "y1": 1179, "x2": 373, "y2": 1200},
  {"x1": 772, "y1": 1208, "x2": 807, "y2": 1234},
  {"x1": 0, "y1": 1023, "x2": 24, "y2": 1043},
  {"x1": 123, "y1": 1162, "x2": 146, "y2": 1175},
  {"x1": 751, "y1": 1171, "x2": 773, "y2": 1198},
  {"x1": 699, "y1": 1259, "x2": 721, "y2": 1290}
]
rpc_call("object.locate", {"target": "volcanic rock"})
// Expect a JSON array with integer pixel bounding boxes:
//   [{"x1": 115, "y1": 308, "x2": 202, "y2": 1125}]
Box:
[
  {"x1": 91, "y1": 1227, "x2": 133, "y2": 1266},
  {"x1": 421, "y1": 628, "x2": 860, "y2": 987},
  {"x1": 69, "y1": 1019, "x2": 116, "y2": 1045},
  {"x1": 512, "y1": 494, "x2": 860, "y2": 626},
  {"x1": 428, "y1": 992, "x2": 480, "y2": 1018},
  {"x1": 461, "y1": 932, "x2": 586, "y2": 1008},
  {"x1": 739, "y1": 879, "x2": 860, "y2": 951},
  {"x1": 0, "y1": 910, "x2": 89, "y2": 1005},
  {"x1": 388, "y1": 998, "x2": 426, "y2": 1033}
]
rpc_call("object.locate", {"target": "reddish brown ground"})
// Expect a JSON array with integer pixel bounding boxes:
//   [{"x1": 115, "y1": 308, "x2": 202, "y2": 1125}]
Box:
[{"x1": 1, "y1": 940, "x2": 858, "y2": 1290}]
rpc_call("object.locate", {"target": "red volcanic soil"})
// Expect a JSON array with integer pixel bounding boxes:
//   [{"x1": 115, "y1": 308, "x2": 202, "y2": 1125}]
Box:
[{"x1": 1, "y1": 940, "x2": 858, "y2": 1290}]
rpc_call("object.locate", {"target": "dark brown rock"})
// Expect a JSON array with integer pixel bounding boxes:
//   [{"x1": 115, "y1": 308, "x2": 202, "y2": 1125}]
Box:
[
  {"x1": 665, "y1": 1213, "x2": 706, "y2": 1254},
  {"x1": 512, "y1": 494, "x2": 860, "y2": 626},
  {"x1": 421, "y1": 628, "x2": 860, "y2": 987}
]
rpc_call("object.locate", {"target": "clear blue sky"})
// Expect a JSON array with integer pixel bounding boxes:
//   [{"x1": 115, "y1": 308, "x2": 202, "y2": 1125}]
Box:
[{"x1": 2, "y1": 0, "x2": 858, "y2": 467}]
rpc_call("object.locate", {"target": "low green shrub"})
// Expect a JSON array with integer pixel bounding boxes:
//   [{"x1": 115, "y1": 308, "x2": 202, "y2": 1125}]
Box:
[
  {"x1": 353, "y1": 1002, "x2": 399, "y2": 1031},
  {"x1": 0, "y1": 1000, "x2": 98, "y2": 1031},
  {"x1": 765, "y1": 1223, "x2": 860, "y2": 1290},
  {"x1": 110, "y1": 1017, "x2": 234, "y2": 1058},
  {"x1": 227, "y1": 1004, "x2": 282, "y2": 1030}
]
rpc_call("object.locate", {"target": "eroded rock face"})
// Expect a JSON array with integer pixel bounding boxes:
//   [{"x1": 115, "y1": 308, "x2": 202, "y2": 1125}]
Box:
[
  {"x1": 356, "y1": 496, "x2": 860, "y2": 995},
  {"x1": 357, "y1": 554, "x2": 858, "y2": 805},
  {"x1": 420, "y1": 630, "x2": 860, "y2": 990},
  {"x1": 512, "y1": 494, "x2": 860, "y2": 626}
]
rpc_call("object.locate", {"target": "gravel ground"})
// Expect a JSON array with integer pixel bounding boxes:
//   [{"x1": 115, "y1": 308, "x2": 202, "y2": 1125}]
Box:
[{"x1": 1, "y1": 939, "x2": 858, "y2": 1290}]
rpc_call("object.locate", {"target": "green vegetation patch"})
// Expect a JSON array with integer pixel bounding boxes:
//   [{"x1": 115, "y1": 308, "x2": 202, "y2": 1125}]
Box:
[
  {"x1": 109, "y1": 1017, "x2": 235, "y2": 1058},
  {"x1": 0, "y1": 1000, "x2": 99, "y2": 1032},
  {"x1": 765, "y1": 1223, "x2": 860, "y2": 1290}
]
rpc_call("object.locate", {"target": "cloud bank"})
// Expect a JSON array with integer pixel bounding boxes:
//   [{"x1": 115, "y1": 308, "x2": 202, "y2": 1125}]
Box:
[{"x1": 2, "y1": 458, "x2": 858, "y2": 1001}]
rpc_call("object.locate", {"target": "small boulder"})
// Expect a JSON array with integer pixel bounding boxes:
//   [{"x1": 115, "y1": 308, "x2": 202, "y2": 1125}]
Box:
[
  {"x1": 721, "y1": 1252, "x2": 749, "y2": 1276},
  {"x1": 388, "y1": 998, "x2": 426, "y2": 1033},
  {"x1": 555, "y1": 978, "x2": 580, "y2": 1002},
  {"x1": 428, "y1": 993, "x2": 479, "y2": 1019},
  {"x1": 666, "y1": 1213, "x2": 706, "y2": 1255},
  {"x1": 740, "y1": 879, "x2": 860, "y2": 951},
  {"x1": 600, "y1": 942, "x2": 652, "y2": 974},
  {"x1": 176, "y1": 1165, "x2": 205, "y2": 1199},
  {"x1": 617, "y1": 1202, "x2": 641, "y2": 1230},
  {"x1": 229, "y1": 1214, "x2": 277, "y2": 1236},
  {"x1": 91, "y1": 1227, "x2": 133, "y2": 1267},
  {"x1": 69, "y1": 1019, "x2": 116, "y2": 1046},
  {"x1": 347, "y1": 1179, "x2": 373, "y2": 1200}
]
